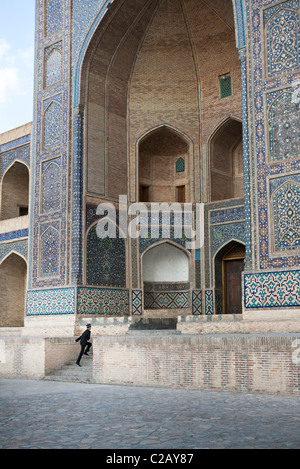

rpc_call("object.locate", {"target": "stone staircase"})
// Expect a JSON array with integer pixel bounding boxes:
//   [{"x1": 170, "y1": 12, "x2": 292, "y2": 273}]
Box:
[{"x1": 44, "y1": 353, "x2": 94, "y2": 384}]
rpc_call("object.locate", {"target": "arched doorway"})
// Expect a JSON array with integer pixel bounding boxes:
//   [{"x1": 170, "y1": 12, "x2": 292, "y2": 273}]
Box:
[
  {"x1": 142, "y1": 242, "x2": 190, "y2": 311},
  {"x1": 0, "y1": 162, "x2": 29, "y2": 221},
  {"x1": 210, "y1": 118, "x2": 244, "y2": 202},
  {"x1": 215, "y1": 241, "x2": 245, "y2": 315},
  {"x1": 139, "y1": 127, "x2": 190, "y2": 203},
  {"x1": 0, "y1": 253, "x2": 27, "y2": 327}
]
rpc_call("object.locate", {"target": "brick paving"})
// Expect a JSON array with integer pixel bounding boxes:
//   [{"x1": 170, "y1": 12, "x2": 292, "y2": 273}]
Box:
[{"x1": 0, "y1": 378, "x2": 300, "y2": 450}]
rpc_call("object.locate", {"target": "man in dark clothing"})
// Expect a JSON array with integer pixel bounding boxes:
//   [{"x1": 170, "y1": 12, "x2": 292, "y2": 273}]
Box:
[{"x1": 75, "y1": 324, "x2": 92, "y2": 366}]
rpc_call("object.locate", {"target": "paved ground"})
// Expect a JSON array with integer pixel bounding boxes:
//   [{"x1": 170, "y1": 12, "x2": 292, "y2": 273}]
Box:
[{"x1": 0, "y1": 378, "x2": 300, "y2": 450}]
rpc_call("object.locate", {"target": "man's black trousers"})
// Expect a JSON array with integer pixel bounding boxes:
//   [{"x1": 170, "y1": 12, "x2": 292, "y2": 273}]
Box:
[{"x1": 76, "y1": 342, "x2": 92, "y2": 364}]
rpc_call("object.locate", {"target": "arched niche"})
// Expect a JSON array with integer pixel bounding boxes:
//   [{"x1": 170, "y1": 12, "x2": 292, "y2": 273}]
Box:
[
  {"x1": 139, "y1": 126, "x2": 190, "y2": 203},
  {"x1": 210, "y1": 118, "x2": 244, "y2": 202},
  {"x1": 0, "y1": 162, "x2": 29, "y2": 221},
  {"x1": 214, "y1": 241, "x2": 245, "y2": 315},
  {"x1": 0, "y1": 253, "x2": 27, "y2": 327},
  {"x1": 142, "y1": 242, "x2": 190, "y2": 311}
]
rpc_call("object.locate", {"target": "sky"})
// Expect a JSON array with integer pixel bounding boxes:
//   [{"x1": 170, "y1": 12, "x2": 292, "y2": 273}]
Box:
[{"x1": 0, "y1": 1, "x2": 35, "y2": 134}]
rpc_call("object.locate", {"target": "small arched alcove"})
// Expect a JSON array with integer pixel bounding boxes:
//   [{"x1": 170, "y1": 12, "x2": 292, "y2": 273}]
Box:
[
  {"x1": 142, "y1": 242, "x2": 190, "y2": 311},
  {"x1": 0, "y1": 162, "x2": 29, "y2": 221},
  {"x1": 139, "y1": 126, "x2": 190, "y2": 203},
  {"x1": 210, "y1": 118, "x2": 244, "y2": 202},
  {"x1": 0, "y1": 253, "x2": 27, "y2": 327}
]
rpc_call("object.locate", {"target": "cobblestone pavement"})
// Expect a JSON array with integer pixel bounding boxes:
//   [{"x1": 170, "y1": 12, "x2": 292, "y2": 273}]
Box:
[{"x1": 0, "y1": 378, "x2": 300, "y2": 450}]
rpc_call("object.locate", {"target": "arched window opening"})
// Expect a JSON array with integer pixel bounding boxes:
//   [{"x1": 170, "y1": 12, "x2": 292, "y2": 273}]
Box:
[
  {"x1": 210, "y1": 119, "x2": 244, "y2": 202},
  {"x1": 0, "y1": 162, "x2": 29, "y2": 221},
  {"x1": 0, "y1": 253, "x2": 27, "y2": 327},
  {"x1": 139, "y1": 127, "x2": 189, "y2": 203}
]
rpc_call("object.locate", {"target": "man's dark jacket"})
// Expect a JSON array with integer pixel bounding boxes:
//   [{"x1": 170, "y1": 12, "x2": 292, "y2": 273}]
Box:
[{"x1": 76, "y1": 329, "x2": 91, "y2": 346}]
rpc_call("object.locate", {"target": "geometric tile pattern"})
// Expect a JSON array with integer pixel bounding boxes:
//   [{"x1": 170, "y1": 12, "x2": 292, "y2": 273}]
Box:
[
  {"x1": 86, "y1": 225, "x2": 126, "y2": 288},
  {"x1": 244, "y1": 270, "x2": 300, "y2": 309},
  {"x1": 77, "y1": 287, "x2": 129, "y2": 316},
  {"x1": 44, "y1": 42, "x2": 62, "y2": 88},
  {"x1": 43, "y1": 100, "x2": 62, "y2": 149},
  {"x1": 144, "y1": 291, "x2": 189, "y2": 310},
  {"x1": 45, "y1": 0, "x2": 63, "y2": 37},
  {"x1": 40, "y1": 225, "x2": 60, "y2": 277},
  {"x1": 192, "y1": 290, "x2": 202, "y2": 315},
  {"x1": 272, "y1": 181, "x2": 300, "y2": 251},
  {"x1": 264, "y1": 2, "x2": 300, "y2": 78},
  {"x1": 41, "y1": 159, "x2": 61, "y2": 213},
  {"x1": 268, "y1": 91, "x2": 300, "y2": 162},
  {"x1": 132, "y1": 290, "x2": 143, "y2": 316},
  {"x1": 26, "y1": 288, "x2": 76, "y2": 316},
  {"x1": 205, "y1": 290, "x2": 214, "y2": 315}
]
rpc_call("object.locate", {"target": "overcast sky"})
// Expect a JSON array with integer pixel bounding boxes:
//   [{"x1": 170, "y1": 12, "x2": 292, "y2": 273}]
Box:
[{"x1": 0, "y1": 1, "x2": 35, "y2": 134}]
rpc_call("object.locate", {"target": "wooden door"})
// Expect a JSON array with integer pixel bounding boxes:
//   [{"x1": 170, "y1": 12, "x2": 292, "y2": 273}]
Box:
[
  {"x1": 222, "y1": 243, "x2": 245, "y2": 314},
  {"x1": 177, "y1": 185, "x2": 185, "y2": 203},
  {"x1": 223, "y1": 259, "x2": 244, "y2": 314}
]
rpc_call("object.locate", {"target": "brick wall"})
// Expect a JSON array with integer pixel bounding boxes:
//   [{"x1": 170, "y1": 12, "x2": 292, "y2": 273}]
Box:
[
  {"x1": 93, "y1": 334, "x2": 300, "y2": 396},
  {"x1": 0, "y1": 337, "x2": 78, "y2": 379}
]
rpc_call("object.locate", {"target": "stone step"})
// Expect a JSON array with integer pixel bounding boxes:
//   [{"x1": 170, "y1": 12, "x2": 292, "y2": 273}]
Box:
[
  {"x1": 129, "y1": 317, "x2": 178, "y2": 331},
  {"x1": 44, "y1": 355, "x2": 93, "y2": 384},
  {"x1": 127, "y1": 330, "x2": 181, "y2": 335}
]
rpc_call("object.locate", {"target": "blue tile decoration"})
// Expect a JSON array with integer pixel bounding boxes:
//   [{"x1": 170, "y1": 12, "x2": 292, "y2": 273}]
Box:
[
  {"x1": 40, "y1": 223, "x2": 60, "y2": 277},
  {"x1": 144, "y1": 291, "x2": 189, "y2": 310},
  {"x1": 205, "y1": 290, "x2": 214, "y2": 315},
  {"x1": 43, "y1": 99, "x2": 62, "y2": 149},
  {"x1": 45, "y1": 0, "x2": 63, "y2": 37},
  {"x1": 244, "y1": 270, "x2": 300, "y2": 309},
  {"x1": 44, "y1": 42, "x2": 62, "y2": 88},
  {"x1": 132, "y1": 290, "x2": 143, "y2": 316},
  {"x1": 77, "y1": 287, "x2": 129, "y2": 316},
  {"x1": 272, "y1": 180, "x2": 300, "y2": 252},
  {"x1": 86, "y1": 225, "x2": 126, "y2": 288},
  {"x1": 26, "y1": 288, "x2": 75, "y2": 316},
  {"x1": 0, "y1": 240, "x2": 28, "y2": 264},
  {"x1": 18, "y1": 0, "x2": 299, "y2": 318},
  {"x1": 0, "y1": 144, "x2": 30, "y2": 178},
  {"x1": 0, "y1": 230, "x2": 29, "y2": 243},
  {"x1": 41, "y1": 158, "x2": 61, "y2": 213},
  {"x1": 268, "y1": 90, "x2": 300, "y2": 162},
  {"x1": 264, "y1": 1, "x2": 300, "y2": 78},
  {"x1": 192, "y1": 290, "x2": 202, "y2": 315}
]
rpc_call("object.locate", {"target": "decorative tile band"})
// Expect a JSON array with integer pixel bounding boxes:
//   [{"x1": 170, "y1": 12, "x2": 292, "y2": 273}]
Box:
[
  {"x1": 144, "y1": 291, "x2": 189, "y2": 310},
  {"x1": 244, "y1": 270, "x2": 300, "y2": 309},
  {"x1": 77, "y1": 287, "x2": 129, "y2": 316},
  {"x1": 0, "y1": 230, "x2": 29, "y2": 243},
  {"x1": 26, "y1": 288, "x2": 76, "y2": 316}
]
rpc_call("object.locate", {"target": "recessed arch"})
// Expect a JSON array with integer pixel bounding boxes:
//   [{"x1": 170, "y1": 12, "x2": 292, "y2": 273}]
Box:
[
  {"x1": 0, "y1": 252, "x2": 27, "y2": 327},
  {"x1": 214, "y1": 240, "x2": 245, "y2": 314},
  {"x1": 0, "y1": 161, "x2": 29, "y2": 221},
  {"x1": 138, "y1": 125, "x2": 191, "y2": 203},
  {"x1": 209, "y1": 116, "x2": 244, "y2": 202}
]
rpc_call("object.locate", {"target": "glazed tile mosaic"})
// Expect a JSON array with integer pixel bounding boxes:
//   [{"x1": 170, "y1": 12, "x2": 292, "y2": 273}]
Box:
[
  {"x1": 77, "y1": 287, "x2": 129, "y2": 316},
  {"x1": 0, "y1": 0, "x2": 298, "y2": 321}
]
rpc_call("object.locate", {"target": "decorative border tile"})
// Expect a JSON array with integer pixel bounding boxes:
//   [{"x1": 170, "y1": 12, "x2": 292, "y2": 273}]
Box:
[{"x1": 244, "y1": 269, "x2": 300, "y2": 309}]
